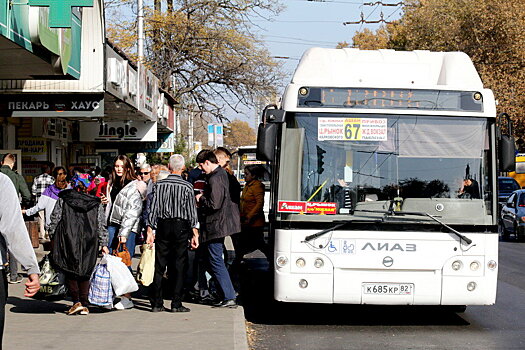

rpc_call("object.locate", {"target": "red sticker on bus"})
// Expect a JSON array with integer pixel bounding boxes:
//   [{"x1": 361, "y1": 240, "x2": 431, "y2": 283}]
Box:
[
  {"x1": 306, "y1": 202, "x2": 337, "y2": 215},
  {"x1": 278, "y1": 201, "x2": 307, "y2": 213}
]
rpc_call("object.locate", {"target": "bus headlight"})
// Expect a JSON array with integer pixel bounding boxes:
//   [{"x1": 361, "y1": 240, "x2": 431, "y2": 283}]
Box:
[
  {"x1": 473, "y1": 92, "x2": 482, "y2": 101},
  {"x1": 296, "y1": 258, "x2": 306, "y2": 268},
  {"x1": 470, "y1": 261, "x2": 480, "y2": 271},
  {"x1": 276, "y1": 255, "x2": 288, "y2": 267},
  {"x1": 467, "y1": 281, "x2": 477, "y2": 291},
  {"x1": 299, "y1": 279, "x2": 308, "y2": 288},
  {"x1": 488, "y1": 260, "x2": 497, "y2": 270},
  {"x1": 452, "y1": 260, "x2": 463, "y2": 271},
  {"x1": 314, "y1": 258, "x2": 324, "y2": 268}
]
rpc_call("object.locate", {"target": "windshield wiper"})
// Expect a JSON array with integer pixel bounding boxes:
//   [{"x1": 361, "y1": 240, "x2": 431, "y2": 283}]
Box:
[
  {"x1": 353, "y1": 209, "x2": 473, "y2": 245},
  {"x1": 303, "y1": 218, "x2": 383, "y2": 243}
]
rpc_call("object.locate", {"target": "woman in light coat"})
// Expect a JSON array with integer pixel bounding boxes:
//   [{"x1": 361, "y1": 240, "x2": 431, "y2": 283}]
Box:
[{"x1": 101, "y1": 155, "x2": 146, "y2": 310}]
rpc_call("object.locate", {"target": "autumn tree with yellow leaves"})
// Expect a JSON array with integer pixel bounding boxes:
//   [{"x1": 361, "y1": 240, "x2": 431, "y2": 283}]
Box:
[
  {"x1": 350, "y1": 0, "x2": 525, "y2": 146},
  {"x1": 223, "y1": 119, "x2": 256, "y2": 149}
]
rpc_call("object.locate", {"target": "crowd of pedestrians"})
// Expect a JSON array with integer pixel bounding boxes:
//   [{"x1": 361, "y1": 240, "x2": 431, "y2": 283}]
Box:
[{"x1": 0, "y1": 147, "x2": 269, "y2": 325}]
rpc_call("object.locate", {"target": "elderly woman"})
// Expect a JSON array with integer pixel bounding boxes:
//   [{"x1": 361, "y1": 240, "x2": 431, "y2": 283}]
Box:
[{"x1": 47, "y1": 173, "x2": 109, "y2": 315}]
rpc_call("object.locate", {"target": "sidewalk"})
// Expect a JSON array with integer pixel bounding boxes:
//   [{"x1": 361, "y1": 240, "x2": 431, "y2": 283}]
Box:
[{"x1": 3, "y1": 244, "x2": 249, "y2": 350}]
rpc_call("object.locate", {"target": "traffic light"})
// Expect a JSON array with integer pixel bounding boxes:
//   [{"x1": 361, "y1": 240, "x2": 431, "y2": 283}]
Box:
[{"x1": 316, "y1": 145, "x2": 326, "y2": 174}]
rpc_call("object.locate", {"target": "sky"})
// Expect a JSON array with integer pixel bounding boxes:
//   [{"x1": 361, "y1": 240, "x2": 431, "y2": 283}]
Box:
[
  {"x1": 254, "y1": 0, "x2": 403, "y2": 83},
  {"x1": 231, "y1": 0, "x2": 404, "y2": 126},
  {"x1": 106, "y1": 1, "x2": 404, "y2": 128}
]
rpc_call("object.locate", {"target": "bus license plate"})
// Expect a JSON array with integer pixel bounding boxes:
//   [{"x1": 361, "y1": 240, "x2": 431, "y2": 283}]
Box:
[{"x1": 362, "y1": 283, "x2": 413, "y2": 295}]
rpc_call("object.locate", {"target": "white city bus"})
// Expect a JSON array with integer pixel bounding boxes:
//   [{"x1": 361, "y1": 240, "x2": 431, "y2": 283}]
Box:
[{"x1": 257, "y1": 48, "x2": 514, "y2": 308}]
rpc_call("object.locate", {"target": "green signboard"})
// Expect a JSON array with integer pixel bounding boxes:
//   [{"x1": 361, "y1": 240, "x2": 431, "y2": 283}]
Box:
[
  {"x1": 0, "y1": 1, "x2": 32, "y2": 50},
  {"x1": 27, "y1": 0, "x2": 93, "y2": 28},
  {"x1": 0, "y1": 1, "x2": 83, "y2": 78}
]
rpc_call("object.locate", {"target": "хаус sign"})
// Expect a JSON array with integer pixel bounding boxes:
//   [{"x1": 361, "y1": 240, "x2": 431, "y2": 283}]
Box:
[{"x1": 0, "y1": 94, "x2": 104, "y2": 117}]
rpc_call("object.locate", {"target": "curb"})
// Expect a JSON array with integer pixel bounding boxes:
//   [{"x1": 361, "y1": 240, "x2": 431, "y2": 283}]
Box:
[{"x1": 233, "y1": 306, "x2": 249, "y2": 350}]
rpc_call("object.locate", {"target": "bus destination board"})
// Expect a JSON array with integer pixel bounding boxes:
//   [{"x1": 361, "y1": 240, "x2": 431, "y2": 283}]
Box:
[{"x1": 298, "y1": 87, "x2": 483, "y2": 112}]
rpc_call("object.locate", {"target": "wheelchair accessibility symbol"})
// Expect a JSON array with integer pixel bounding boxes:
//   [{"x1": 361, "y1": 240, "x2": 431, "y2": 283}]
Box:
[{"x1": 327, "y1": 240, "x2": 338, "y2": 253}]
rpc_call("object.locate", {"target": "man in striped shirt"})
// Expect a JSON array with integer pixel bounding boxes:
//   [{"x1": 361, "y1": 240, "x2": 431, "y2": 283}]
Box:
[{"x1": 146, "y1": 154, "x2": 199, "y2": 313}]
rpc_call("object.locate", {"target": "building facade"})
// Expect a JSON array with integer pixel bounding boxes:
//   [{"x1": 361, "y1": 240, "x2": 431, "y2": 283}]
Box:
[{"x1": 0, "y1": 0, "x2": 176, "y2": 184}]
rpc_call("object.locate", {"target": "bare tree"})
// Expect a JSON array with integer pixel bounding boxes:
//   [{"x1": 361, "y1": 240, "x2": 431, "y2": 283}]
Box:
[{"x1": 106, "y1": 0, "x2": 285, "y2": 122}]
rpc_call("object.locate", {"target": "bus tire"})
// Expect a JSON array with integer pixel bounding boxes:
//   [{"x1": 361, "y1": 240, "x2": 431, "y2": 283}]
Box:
[{"x1": 450, "y1": 305, "x2": 467, "y2": 313}]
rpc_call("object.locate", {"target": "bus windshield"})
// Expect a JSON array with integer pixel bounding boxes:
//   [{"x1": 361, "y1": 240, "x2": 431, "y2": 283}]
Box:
[{"x1": 283, "y1": 113, "x2": 493, "y2": 222}]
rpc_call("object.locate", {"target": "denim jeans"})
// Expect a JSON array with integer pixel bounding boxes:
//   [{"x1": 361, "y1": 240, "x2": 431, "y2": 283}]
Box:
[{"x1": 206, "y1": 238, "x2": 236, "y2": 301}]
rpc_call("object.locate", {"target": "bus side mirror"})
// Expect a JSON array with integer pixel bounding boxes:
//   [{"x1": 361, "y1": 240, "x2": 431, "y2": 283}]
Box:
[
  {"x1": 499, "y1": 135, "x2": 516, "y2": 172},
  {"x1": 257, "y1": 122, "x2": 278, "y2": 161},
  {"x1": 256, "y1": 105, "x2": 285, "y2": 161},
  {"x1": 497, "y1": 112, "x2": 516, "y2": 172}
]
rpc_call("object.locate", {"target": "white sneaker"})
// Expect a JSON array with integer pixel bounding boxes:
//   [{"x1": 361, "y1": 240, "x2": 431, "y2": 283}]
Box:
[{"x1": 114, "y1": 297, "x2": 134, "y2": 310}]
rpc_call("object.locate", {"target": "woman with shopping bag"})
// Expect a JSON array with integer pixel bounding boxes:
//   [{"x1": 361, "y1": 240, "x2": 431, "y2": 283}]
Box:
[
  {"x1": 100, "y1": 155, "x2": 146, "y2": 309},
  {"x1": 47, "y1": 173, "x2": 109, "y2": 315}
]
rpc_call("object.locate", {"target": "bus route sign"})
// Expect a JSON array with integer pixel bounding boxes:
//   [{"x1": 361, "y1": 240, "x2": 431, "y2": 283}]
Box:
[
  {"x1": 278, "y1": 201, "x2": 337, "y2": 215},
  {"x1": 318, "y1": 117, "x2": 387, "y2": 141}
]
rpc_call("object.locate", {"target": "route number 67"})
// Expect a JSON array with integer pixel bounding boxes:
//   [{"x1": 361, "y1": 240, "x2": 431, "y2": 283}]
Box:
[{"x1": 344, "y1": 123, "x2": 361, "y2": 140}]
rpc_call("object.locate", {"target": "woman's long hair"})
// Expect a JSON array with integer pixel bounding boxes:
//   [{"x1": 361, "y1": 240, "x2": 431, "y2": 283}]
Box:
[
  {"x1": 52, "y1": 166, "x2": 66, "y2": 179},
  {"x1": 111, "y1": 155, "x2": 138, "y2": 187}
]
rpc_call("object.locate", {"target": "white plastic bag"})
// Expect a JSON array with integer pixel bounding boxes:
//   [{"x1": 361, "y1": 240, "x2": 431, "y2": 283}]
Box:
[
  {"x1": 136, "y1": 244, "x2": 155, "y2": 287},
  {"x1": 104, "y1": 254, "x2": 139, "y2": 296}
]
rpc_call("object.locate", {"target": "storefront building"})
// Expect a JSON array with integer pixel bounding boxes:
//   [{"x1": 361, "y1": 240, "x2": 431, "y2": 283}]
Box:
[{"x1": 0, "y1": 0, "x2": 176, "y2": 184}]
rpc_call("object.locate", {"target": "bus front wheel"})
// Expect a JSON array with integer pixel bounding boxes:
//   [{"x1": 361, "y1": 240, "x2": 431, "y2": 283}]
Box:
[{"x1": 450, "y1": 305, "x2": 467, "y2": 313}]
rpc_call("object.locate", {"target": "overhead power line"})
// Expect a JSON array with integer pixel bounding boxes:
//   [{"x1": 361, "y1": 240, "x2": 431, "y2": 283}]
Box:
[
  {"x1": 363, "y1": 1, "x2": 404, "y2": 6},
  {"x1": 344, "y1": 1, "x2": 403, "y2": 26},
  {"x1": 344, "y1": 12, "x2": 393, "y2": 25}
]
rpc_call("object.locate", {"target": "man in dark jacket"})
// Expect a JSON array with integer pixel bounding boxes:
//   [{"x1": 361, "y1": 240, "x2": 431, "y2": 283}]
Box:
[
  {"x1": 196, "y1": 150, "x2": 241, "y2": 308},
  {"x1": 214, "y1": 147, "x2": 241, "y2": 205}
]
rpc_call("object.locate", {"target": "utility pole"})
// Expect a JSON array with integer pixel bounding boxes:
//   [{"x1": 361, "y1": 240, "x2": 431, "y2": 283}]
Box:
[
  {"x1": 138, "y1": 0, "x2": 144, "y2": 61},
  {"x1": 137, "y1": 0, "x2": 144, "y2": 111},
  {"x1": 188, "y1": 109, "x2": 194, "y2": 157}
]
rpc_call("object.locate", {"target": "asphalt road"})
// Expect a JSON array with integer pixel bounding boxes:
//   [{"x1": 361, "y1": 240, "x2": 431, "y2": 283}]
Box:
[{"x1": 239, "y1": 241, "x2": 525, "y2": 350}]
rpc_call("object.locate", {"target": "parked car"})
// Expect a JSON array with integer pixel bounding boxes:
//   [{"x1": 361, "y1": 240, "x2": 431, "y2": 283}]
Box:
[
  {"x1": 500, "y1": 189, "x2": 525, "y2": 241},
  {"x1": 498, "y1": 176, "x2": 520, "y2": 205}
]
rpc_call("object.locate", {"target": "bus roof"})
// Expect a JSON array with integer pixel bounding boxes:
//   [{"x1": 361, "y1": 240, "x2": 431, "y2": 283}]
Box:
[{"x1": 291, "y1": 48, "x2": 483, "y2": 91}]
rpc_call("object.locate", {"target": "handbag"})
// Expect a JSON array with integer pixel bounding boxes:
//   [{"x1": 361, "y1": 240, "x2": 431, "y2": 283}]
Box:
[
  {"x1": 136, "y1": 244, "x2": 155, "y2": 286},
  {"x1": 34, "y1": 255, "x2": 67, "y2": 299},
  {"x1": 113, "y1": 242, "x2": 132, "y2": 267}
]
